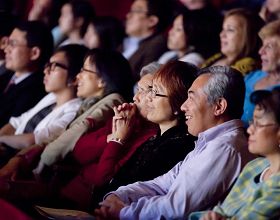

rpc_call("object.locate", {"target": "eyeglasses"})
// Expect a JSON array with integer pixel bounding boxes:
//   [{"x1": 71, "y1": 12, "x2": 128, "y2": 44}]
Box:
[
  {"x1": 45, "y1": 62, "x2": 68, "y2": 71},
  {"x1": 249, "y1": 120, "x2": 278, "y2": 129},
  {"x1": 6, "y1": 39, "x2": 28, "y2": 48},
  {"x1": 149, "y1": 89, "x2": 168, "y2": 98},
  {"x1": 80, "y1": 67, "x2": 99, "y2": 75},
  {"x1": 136, "y1": 86, "x2": 152, "y2": 95}
]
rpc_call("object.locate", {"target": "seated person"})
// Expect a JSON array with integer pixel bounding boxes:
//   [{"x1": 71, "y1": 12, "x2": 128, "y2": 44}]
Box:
[
  {"x1": 190, "y1": 87, "x2": 280, "y2": 220},
  {"x1": 0, "y1": 45, "x2": 87, "y2": 164},
  {"x1": 121, "y1": 0, "x2": 173, "y2": 81},
  {"x1": 158, "y1": 9, "x2": 221, "y2": 66},
  {"x1": 0, "y1": 21, "x2": 53, "y2": 127},
  {"x1": 95, "y1": 66, "x2": 254, "y2": 220},
  {"x1": 242, "y1": 20, "x2": 280, "y2": 126},
  {"x1": 259, "y1": 0, "x2": 280, "y2": 22},
  {"x1": 0, "y1": 49, "x2": 134, "y2": 190},
  {"x1": 202, "y1": 8, "x2": 264, "y2": 76},
  {"x1": 58, "y1": 0, "x2": 95, "y2": 47},
  {"x1": 84, "y1": 16, "x2": 125, "y2": 50},
  {"x1": 62, "y1": 61, "x2": 197, "y2": 209}
]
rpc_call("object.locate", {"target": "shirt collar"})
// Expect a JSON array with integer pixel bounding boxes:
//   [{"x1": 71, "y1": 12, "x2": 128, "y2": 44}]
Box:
[
  {"x1": 196, "y1": 119, "x2": 245, "y2": 149},
  {"x1": 12, "y1": 72, "x2": 32, "y2": 84}
]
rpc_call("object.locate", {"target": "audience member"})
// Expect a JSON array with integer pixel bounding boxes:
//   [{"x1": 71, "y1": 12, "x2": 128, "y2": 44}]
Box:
[
  {"x1": 0, "y1": 48, "x2": 133, "y2": 178},
  {"x1": 190, "y1": 87, "x2": 280, "y2": 220},
  {"x1": 158, "y1": 12, "x2": 202, "y2": 66},
  {"x1": 0, "y1": 20, "x2": 53, "y2": 127},
  {"x1": 84, "y1": 16, "x2": 125, "y2": 50},
  {"x1": 202, "y1": 8, "x2": 264, "y2": 75},
  {"x1": 95, "y1": 66, "x2": 253, "y2": 220},
  {"x1": 28, "y1": 0, "x2": 67, "y2": 29},
  {"x1": 90, "y1": 61, "x2": 197, "y2": 208},
  {"x1": 58, "y1": 0, "x2": 95, "y2": 47},
  {"x1": 121, "y1": 0, "x2": 173, "y2": 81},
  {"x1": 53, "y1": 62, "x2": 159, "y2": 209},
  {"x1": 0, "y1": 44, "x2": 87, "y2": 165},
  {"x1": 178, "y1": 0, "x2": 222, "y2": 59},
  {"x1": 259, "y1": 0, "x2": 280, "y2": 22},
  {"x1": 242, "y1": 20, "x2": 280, "y2": 126}
]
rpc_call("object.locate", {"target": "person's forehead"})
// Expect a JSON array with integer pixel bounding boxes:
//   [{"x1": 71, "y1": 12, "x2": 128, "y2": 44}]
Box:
[{"x1": 10, "y1": 28, "x2": 27, "y2": 40}]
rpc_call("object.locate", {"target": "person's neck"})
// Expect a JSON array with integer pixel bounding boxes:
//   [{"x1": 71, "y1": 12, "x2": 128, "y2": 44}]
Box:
[
  {"x1": 159, "y1": 119, "x2": 178, "y2": 135},
  {"x1": 267, "y1": 70, "x2": 280, "y2": 81},
  {"x1": 225, "y1": 54, "x2": 238, "y2": 65},
  {"x1": 131, "y1": 30, "x2": 155, "y2": 40},
  {"x1": 68, "y1": 30, "x2": 83, "y2": 43},
  {"x1": 53, "y1": 88, "x2": 76, "y2": 108},
  {"x1": 176, "y1": 48, "x2": 189, "y2": 58},
  {"x1": 266, "y1": 153, "x2": 280, "y2": 176}
]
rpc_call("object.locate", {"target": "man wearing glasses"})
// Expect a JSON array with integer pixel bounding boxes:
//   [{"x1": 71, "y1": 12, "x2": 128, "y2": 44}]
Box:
[
  {"x1": 121, "y1": 0, "x2": 173, "y2": 81},
  {"x1": 0, "y1": 21, "x2": 53, "y2": 127}
]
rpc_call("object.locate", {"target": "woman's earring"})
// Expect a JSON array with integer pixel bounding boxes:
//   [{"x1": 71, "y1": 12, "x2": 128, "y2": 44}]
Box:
[{"x1": 174, "y1": 111, "x2": 178, "y2": 115}]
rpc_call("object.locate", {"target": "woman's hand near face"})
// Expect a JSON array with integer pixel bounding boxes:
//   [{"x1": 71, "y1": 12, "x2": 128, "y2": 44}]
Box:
[{"x1": 112, "y1": 103, "x2": 137, "y2": 142}]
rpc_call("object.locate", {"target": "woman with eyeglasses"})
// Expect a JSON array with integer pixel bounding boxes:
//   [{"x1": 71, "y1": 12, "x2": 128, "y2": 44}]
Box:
[
  {"x1": 92, "y1": 61, "x2": 198, "y2": 208},
  {"x1": 0, "y1": 49, "x2": 133, "y2": 201},
  {"x1": 0, "y1": 44, "x2": 87, "y2": 165},
  {"x1": 189, "y1": 87, "x2": 280, "y2": 220}
]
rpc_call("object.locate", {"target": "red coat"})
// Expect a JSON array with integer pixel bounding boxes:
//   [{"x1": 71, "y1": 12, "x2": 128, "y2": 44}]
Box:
[{"x1": 61, "y1": 118, "x2": 158, "y2": 208}]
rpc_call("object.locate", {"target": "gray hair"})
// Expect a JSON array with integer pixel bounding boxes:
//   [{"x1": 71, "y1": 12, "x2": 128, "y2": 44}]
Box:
[
  {"x1": 198, "y1": 66, "x2": 245, "y2": 119},
  {"x1": 140, "y1": 62, "x2": 161, "y2": 77}
]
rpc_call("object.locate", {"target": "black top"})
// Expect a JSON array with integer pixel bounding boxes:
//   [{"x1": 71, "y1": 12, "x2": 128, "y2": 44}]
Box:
[{"x1": 104, "y1": 124, "x2": 196, "y2": 192}]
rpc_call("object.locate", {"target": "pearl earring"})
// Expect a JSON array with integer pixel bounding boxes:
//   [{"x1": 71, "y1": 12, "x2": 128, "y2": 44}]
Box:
[{"x1": 174, "y1": 111, "x2": 178, "y2": 115}]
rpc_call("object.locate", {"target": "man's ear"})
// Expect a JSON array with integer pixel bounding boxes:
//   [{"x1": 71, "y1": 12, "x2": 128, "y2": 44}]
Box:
[
  {"x1": 98, "y1": 79, "x2": 106, "y2": 89},
  {"x1": 30, "y1": 46, "x2": 41, "y2": 61},
  {"x1": 147, "y1": 15, "x2": 159, "y2": 29},
  {"x1": 213, "y1": 98, "x2": 227, "y2": 116}
]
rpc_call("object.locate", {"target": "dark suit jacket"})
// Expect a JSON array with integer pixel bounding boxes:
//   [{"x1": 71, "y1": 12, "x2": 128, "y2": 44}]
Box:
[
  {"x1": 124, "y1": 33, "x2": 167, "y2": 81},
  {"x1": 0, "y1": 65, "x2": 13, "y2": 94},
  {"x1": 0, "y1": 71, "x2": 46, "y2": 127}
]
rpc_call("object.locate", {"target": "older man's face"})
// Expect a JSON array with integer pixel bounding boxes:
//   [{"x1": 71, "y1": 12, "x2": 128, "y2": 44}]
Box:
[{"x1": 180, "y1": 74, "x2": 216, "y2": 136}]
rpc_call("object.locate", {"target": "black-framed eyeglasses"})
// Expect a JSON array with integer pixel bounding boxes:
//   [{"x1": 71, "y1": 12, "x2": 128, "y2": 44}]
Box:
[
  {"x1": 149, "y1": 89, "x2": 168, "y2": 98},
  {"x1": 249, "y1": 120, "x2": 278, "y2": 129},
  {"x1": 45, "y1": 62, "x2": 68, "y2": 71},
  {"x1": 80, "y1": 67, "x2": 99, "y2": 75}
]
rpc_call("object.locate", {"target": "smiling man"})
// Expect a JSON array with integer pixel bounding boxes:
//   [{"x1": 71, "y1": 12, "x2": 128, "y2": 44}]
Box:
[{"x1": 95, "y1": 66, "x2": 254, "y2": 220}]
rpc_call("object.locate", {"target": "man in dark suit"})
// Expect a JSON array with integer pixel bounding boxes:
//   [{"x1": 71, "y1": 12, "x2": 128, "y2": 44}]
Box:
[
  {"x1": 0, "y1": 21, "x2": 53, "y2": 127},
  {"x1": 121, "y1": 0, "x2": 173, "y2": 81}
]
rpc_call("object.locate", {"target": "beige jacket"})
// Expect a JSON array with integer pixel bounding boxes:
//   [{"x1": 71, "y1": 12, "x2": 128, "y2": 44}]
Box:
[{"x1": 34, "y1": 93, "x2": 124, "y2": 173}]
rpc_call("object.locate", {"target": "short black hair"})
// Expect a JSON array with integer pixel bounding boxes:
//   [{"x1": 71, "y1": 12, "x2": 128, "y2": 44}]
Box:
[
  {"x1": 250, "y1": 87, "x2": 280, "y2": 124},
  {"x1": 55, "y1": 44, "x2": 88, "y2": 83},
  {"x1": 16, "y1": 20, "x2": 54, "y2": 68},
  {"x1": 68, "y1": 0, "x2": 95, "y2": 37},
  {"x1": 91, "y1": 16, "x2": 125, "y2": 50},
  {"x1": 85, "y1": 48, "x2": 134, "y2": 101}
]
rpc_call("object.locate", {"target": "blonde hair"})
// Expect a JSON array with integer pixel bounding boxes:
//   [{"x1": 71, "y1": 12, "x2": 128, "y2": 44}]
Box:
[{"x1": 259, "y1": 19, "x2": 280, "y2": 42}]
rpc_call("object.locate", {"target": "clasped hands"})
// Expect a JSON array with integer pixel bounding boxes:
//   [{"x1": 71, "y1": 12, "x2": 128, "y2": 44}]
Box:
[{"x1": 111, "y1": 103, "x2": 137, "y2": 143}]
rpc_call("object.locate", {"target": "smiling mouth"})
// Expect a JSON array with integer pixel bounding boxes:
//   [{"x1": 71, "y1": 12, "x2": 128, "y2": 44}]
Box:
[{"x1": 185, "y1": 115, "x2": 192, "y2": 121}]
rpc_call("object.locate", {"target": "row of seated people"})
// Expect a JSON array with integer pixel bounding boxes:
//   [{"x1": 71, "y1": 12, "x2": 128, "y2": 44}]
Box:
[
  {"x1": 0, "y1": 62, "x2": 279, "y2": 219},
  {"x1": 0, "y1": 10, "x2": 279, "y2": 138}
]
